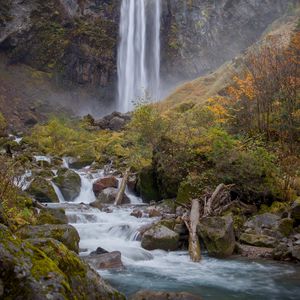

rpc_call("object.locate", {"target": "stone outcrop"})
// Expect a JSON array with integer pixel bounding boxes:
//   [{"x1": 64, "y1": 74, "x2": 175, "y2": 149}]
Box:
[
  {"x1": 17, "y1": 224, "x2": 80, "y2": 253},
  {"x1": 84, "y1": 250, "x2": 124, "y2": 270},
  {"x1": 97, "y1": 187, "x2": 130, "y2": 204},
  {"x1": 53, "y1": 169, "x2": 81, "y2": 202},
  {"x1": 93, "y1": 176, "x2": 119, "y2": 197},
  {"x1": 0, "y1": 225, "x2": 125, "y2": 300},
  {"x1": 28, "y1": 176, "x2": 59, "y2": 203},
  {"x1": 197, "y1": 216, "x2": 235, "y2": 258},
  {"x1": 141, "y1": 224, "x2": 179, "y2": 251}
]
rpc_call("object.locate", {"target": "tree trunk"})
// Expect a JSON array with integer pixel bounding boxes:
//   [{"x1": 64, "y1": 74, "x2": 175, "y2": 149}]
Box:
[
  {"x1": 185, "y1": 199, "x2": 201, "y2": 262},
  {"x1": 114, "y1": 168, "x2": 131, "y2": 206}
]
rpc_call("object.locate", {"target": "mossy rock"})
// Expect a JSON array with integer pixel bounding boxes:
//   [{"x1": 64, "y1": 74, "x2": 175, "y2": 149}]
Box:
[
  {"x1": 137, "y1": 166, "x2": 160, "y2": 203},
  {"x1": 53, "y1": 169, "x2": 81, "y2": 202},
  {"x1": 291, "y1": 198, "x2": 300, "y2": 221},
  {"x1": 36, "y1": 208, "x2": 68, "y2": 225},
  {"x1": 141, "y1": 224, "x2": 179, "y2": 251},
  {"x1": 239, "y1": 233, "x2": 277, "y2": 248},
  {"x1": 157, "y1": 219, "x2": 176, "y2": 230},
  {"x1": 27, "y1": 176, "x2": 59, "y2": 203},
  {"x1": 0, "y1": 225, "x2": 125, "y2": 299},
  {"x1": 277, "y1": 218, "x2": 294, "y2": 237},
  {"x1": 17, "y1": 224, "x2": 80, "y2": 253},
  {"x1": 197, "y1": 216, "x2": 235, "y2": 258},
  {"x1": 0, "y1": 224, "x2": 72, "y2": 299},
  {"x1": 27, "y1": 238, "x2": 125, "y2": 300},
  {"x1": 259, "y1": 201, "x2": 289, "y2": 215}
]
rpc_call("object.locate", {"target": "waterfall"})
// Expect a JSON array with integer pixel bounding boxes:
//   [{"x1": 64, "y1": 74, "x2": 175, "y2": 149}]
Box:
[{"x1": 117, "y1": 0, "x2": 161, "y2": 112}]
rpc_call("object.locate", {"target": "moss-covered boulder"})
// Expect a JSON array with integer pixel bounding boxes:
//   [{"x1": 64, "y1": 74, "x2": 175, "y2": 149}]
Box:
[
  {"x1": 27, "y1": 176, "x2": 59, "y2": 203},
  {"x1": 137, "y1": 166, "x2": 160, "y2": 203},
  {"x1": 141, "y1": 224, "x2": 179, "y2": 251},
  {"x1": 17, "y1": 224, "x2": 80, "y2": 253},
  {"x1": 239, "y1": 233, "x2": 277, "y2": 248},
  {"x1": 36, "y1": 207, "x2": 68, "y2": 225},
  {"x1": 27, "y1": 238, "x2": 125, "y2": 299},
  {"x1": 197, "y1": 216, "x2": 235, "y2": 258},
  {"x1": 291, "y1": 198, "x2": 300, "y2": 221},
  {"x1": 53, "y1": 169, "x2": 81, "y2": 202},
  {"x1": 277, "y1": 218, "x2": 294, "y2": 237},
  {"x1": 0, "y1": 224, "x2": 72, "y2": 299}
]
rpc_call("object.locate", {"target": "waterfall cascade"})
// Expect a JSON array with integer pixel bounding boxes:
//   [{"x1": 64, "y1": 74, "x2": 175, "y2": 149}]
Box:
[{"x1": 117, "y1": 0, "x2": 161, "y2": 112}]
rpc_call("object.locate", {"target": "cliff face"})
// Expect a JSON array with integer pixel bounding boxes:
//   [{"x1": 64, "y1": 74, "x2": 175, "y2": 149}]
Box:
[
  {"x1": 0, "y1": 0, "x2": 295, "y2": 121},
  {"x1": 0, "y1": 0, "x2": 120, "y2": 87},
  {"x1": 160, "y1": 0, "x2": 293, "y2": 86}
]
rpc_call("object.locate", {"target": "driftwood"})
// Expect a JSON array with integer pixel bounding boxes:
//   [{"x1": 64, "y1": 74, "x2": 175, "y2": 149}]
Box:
[
  {"x1": 114, "y1": 168, "x2": 131, "y2": 206},
  {"x1": 203, "y1": 184, "x2": 233, "y2": 217},
  {"x1": 184, "y1": 199, "x2": 201, "y2": 262}
]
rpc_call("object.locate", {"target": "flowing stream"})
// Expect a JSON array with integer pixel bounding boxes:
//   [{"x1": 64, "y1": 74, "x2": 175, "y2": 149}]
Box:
[
  {"x1": 117, "y1": 0, "x2": 161, "y2": 112},
  {"x1": 50, "y1": 166, "x2": 300, "y2": 299}
]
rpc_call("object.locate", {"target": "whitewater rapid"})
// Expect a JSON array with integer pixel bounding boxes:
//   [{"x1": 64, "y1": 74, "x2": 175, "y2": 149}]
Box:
[{"x1": 49, "y1": 165, "x2": 300, "y2": 299}]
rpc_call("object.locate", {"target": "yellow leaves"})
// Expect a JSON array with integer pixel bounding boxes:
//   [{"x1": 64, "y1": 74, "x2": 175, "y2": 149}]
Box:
[{"x1": 206, "y1": 96, "x2": 232, "y2": 124}]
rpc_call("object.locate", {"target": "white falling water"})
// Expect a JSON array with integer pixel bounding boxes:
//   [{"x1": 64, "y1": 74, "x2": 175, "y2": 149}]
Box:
[{"x1": 117, "y1": 0, "x2": 161, "y2": 112}]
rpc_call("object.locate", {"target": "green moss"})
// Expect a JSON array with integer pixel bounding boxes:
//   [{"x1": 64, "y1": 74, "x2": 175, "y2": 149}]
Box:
[
  {"x1": 28, "y1": 176, "x2": 59, "y2": 203},
  {"x1": 137, "y1": 166, "x2": 160, "y2": 202},
  {"x1": 277, "y1": 218, "x2": 294, "y2": 237},
  {"x1": 259, "y1": 201, "x2": 289, "y2": 215}
]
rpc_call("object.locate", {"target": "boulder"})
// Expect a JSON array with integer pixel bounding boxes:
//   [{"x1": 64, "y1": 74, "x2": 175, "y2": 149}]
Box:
[
  {"x1": 272, "y1": 242, "x2": 293, "y2": 261},
  {"x1": 36, "y1": 207, "x2": 68, "y2": 225},
  {"x1": 277, "y1": 218, "x2": 294, "y2": 237},
  {"x1": 93, "y1": 176, "x2": 118, "y2": 196},
  {"x1": 84, "y1": 251, "x2": 124, "y2": 269},
  {"x1": 0, "y1": 225, "x2": 74, "y2": 299},
  {"x1": 53, "y1": 169, "x2": 81, "y2": 202},
  {"x1": 90, "y1": 247, "x2": 109, "y2": 255},
  {"x1": 127, "y1": 174, "x2": 137, "y2": 192},
  {"x1": 291, "y1": 199, "x2": 300, "y2": 221},
  {"x1": 197, "y1": 216, "x2": 235, "y2": 258},
  {"x1": 137, "y1": 166, "x2": 160, "y2": 202},
  {"x1": 147, "y1": 206, "x2": 162, "y2": 218},
  {"x1": 130, "y1": 291, "x2": 203, "y2": 300},
  {"x1": 236, "y1": 243, "x2": 273, "y2": 259},
  {"x1": 239, "y1": 233, "x2": 277, "y2": 248},
  {"x1": 17, "y1": 224, "x2": 80, "y2": 253},
  {"x1": 244, "y1": 213, "x2": 280, "y2": 232},
  {"x1": 25, "y1": 238, "x2": 125, "y2": 299},
  {"x1": 131, "y1": 209, "x2": 143, "y2": 218},
  {"x1": 27, "y1": 176, "x2": 59, "y2": 203},
  {"x1": 90, "y1": 199, "x2": 104, "y2": 210},
  {"x1": 97, "y1": 187, "x2": 130, "y2": 204},
  {"x1": 292, "y1": 245, "x2": 300, "y2": 260},
  {"x1": 141, "y1": 224, "x2": 179, "y2": 251}
]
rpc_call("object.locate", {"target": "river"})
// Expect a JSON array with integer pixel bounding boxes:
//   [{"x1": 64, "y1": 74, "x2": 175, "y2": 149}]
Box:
[{"x1": 50, "y1": 166, "x2": 300, "y2": 300}]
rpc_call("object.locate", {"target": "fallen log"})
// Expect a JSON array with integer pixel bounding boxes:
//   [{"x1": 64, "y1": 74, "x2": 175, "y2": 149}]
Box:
[
  {"x1": 184, "y1": 199, "x2": 201, "y2": 262},
  {"x1": 114, "y1": 167, "x2": 131, "y2": 206}
]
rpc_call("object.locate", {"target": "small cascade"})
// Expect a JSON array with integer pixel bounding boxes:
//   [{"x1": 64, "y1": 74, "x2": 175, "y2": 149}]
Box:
[{"x1": 117, "y1": 0, "x2": 162, "y2": 112}]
